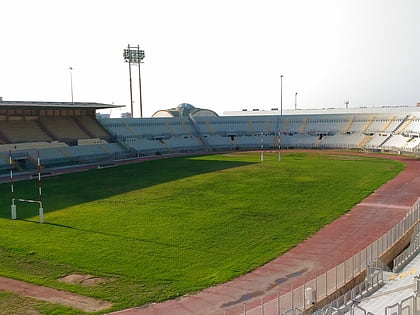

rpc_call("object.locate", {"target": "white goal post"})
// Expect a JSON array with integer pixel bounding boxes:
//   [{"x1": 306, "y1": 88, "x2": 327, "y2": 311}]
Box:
[{"x1": 9, "y1": 150, "x2": 44, "y2": 224}]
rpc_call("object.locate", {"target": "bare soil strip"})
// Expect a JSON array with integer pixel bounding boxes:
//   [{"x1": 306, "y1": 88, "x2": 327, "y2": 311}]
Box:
[{"x1": 0, "y1": 277, "x2": 112, "y2": 312}]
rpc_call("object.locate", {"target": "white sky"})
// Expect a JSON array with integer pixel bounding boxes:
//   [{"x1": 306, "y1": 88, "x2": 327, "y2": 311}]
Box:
[{"x1": 1, "y1": 0, "x2": 419, "y2": 117}]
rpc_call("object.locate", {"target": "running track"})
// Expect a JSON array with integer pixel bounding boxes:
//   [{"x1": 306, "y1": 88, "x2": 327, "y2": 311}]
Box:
[{"x1": 109, "y1": 152, "x2": 420, "y2": 315}]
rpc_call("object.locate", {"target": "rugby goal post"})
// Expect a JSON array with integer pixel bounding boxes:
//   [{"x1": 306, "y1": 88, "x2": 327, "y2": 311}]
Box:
[{"x1": 9, "y1": 150, "x2": 44, "y2": 224}]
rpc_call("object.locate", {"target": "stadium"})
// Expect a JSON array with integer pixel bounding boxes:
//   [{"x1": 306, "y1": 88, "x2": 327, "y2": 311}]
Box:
[{"x1": 0, "y1": 98, "x2": 419, "y2": 315}]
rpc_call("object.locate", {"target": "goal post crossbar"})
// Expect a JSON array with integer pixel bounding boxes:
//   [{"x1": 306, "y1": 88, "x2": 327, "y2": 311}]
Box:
[{"x1": 9, "y1": 150, "x2": 45, "y2": 224}]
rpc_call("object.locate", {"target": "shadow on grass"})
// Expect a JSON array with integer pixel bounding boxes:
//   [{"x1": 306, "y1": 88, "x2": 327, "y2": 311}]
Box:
[
  {"x1": 35, "y1": 220, "x2": 226, "y2": 256},
  {"x1": 0, "y1": 156, "x2": 255, "y2": 220}
]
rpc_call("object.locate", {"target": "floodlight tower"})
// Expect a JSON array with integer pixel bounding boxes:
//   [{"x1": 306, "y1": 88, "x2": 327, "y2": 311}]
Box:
[
  {"x1": 69, "y1": 67, "x2": 74, "y2": 103},
  {"x1": 123, "y1": 44, "x2": 145, "y2": 118},
  {"x1": 280, "y1": 75, "x2": 284, "y2": 115}
]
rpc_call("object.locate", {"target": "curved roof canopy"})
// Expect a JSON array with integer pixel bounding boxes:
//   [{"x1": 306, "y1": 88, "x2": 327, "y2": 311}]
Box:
[{"x1": 152, "y1": 103, "x2": 218, "y2": 118}]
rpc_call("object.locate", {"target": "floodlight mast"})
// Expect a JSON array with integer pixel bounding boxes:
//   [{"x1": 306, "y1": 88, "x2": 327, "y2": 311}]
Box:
[
  {"x1": 123, "y1": 44, "x2": 145, "y2": 118},
  {"x1": 69, "y1": 67, "x2": 74, "y2": 103},
  {"x1": 280, "y1": 75, "x2": 284, "y2": 116}
]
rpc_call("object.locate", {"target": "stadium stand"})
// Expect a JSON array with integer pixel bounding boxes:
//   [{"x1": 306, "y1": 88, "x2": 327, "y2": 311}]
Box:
[
  {"x1": 1, "y1": 100, "x2": 420, "y2": 314},
  {"x1": 0, "y1": 101, "x2": 128, "y2": 170},
  {"x1": 0, "y1": 120, "x2": 51, "y2": 143},
  {"x1": 1, "y1": 101, "x2": 419, "y2": 173},
  {"x1": 381, "y1": 134, "x2": 412, "y2": 152},
  {"x1": 40, "y1": 117, "x2": 91, "y2": 141}
]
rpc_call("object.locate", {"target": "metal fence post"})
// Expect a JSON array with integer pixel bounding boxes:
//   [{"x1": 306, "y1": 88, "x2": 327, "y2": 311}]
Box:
[{"x1": 261, "y1": 297, "x2": 264, "y2": 315}]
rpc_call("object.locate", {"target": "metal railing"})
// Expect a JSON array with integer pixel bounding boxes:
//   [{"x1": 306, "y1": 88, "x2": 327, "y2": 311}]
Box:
[
  {"x1": 393, "y1": 224, "x2": 420, "y2": 272},
  {"x1": 228, "y1": 198, "x2": 420, "y2": 315},
  {"x1": 384, "y1": 293, "x2": 420, "y2": 315},
  {"x1": 311, "y1": 267, "x2": 383, "y2": 315}
]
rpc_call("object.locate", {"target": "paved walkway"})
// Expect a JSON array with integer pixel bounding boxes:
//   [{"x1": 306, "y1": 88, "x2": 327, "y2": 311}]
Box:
[{"x1": 110, "y1": 153, "x2": 420, "y2": 315}]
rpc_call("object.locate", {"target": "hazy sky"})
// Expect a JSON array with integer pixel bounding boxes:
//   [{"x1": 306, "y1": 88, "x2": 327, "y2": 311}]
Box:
[{"x1": 1, "y1": 0, "x2": 419, "y2": 117}]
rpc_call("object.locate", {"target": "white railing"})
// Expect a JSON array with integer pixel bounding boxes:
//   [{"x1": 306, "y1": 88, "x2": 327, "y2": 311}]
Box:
[
  {"x1": 219, "y1": 198, "x2": 420, "y2": 315},
  {"x1": 393, "y1": 225, "x2": 420, "y2": 272}
]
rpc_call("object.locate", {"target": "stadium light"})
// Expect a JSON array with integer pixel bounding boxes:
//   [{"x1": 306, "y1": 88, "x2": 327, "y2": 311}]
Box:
[
  {"x1": 280, "y1": 75, "x2": 284, "y2": 116},
  {"x1": 345, "y1": 100, "x2": 349, "y2": 109},
  {"x1": 123, "y1": 44, "x2": 145, "y2": 118},
  {"x1": 69, "y1": 67, "x2": 74, "y2": 103},
  {"x1": 294, "y1": 92, "x2": 298, "y2": 110}
]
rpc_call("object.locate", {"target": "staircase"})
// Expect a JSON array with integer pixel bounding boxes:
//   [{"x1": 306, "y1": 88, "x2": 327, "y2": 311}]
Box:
[
  {"x1": 264, "y1": 120, "x2": 271, "y2": 134},
  {"x1": 35, "y1": 120, "x2": 58, "y2": 141},
  {"x1": 394, "y1": 115, "x2": 415, "y2": 134},
  {"x1": 164, "y1": 122, "x2": 178, "y2": 136},
  {"x1": 358, "y1": 135, "x2": 372, "y2": 148},
  {"x1": 361, "y1": 115, "x2": 375, "y2": 133},
  {"x1": 58, "y1": 148, "x2": 72, "y2": 158},
  {"x1": 380, "y1": 116, "x2": 395, "y2": 132},
  {"x1": 342, "y1": 116, "x2": 354, "y2": 133},
  {"x1": 0, "y1": 129, "x2": 11, "y2": 144},
  {"x1": 188, "y1": 115, "x2": 211, "y2": 151},
  {"x1": 123, "y1": 122, "x2": 139, "y2": 136},
  {"x1": 73, "y1": 117, "x2": 95, "y2": 138},
  {"x1": 299, "y1": 117, "x2": 308, "y2": 134},
  {"x1": 247, "y1": 120, "x2": 253, "y2": 135},
  {"x1": 282, "y1": 118, "x2": 289, "y2": 133},
  {"x1": 99, "y1": 144, "x2": 111, "y2": 154},
  {"x1": 272, "y1": 134, "x2": 281, "y2": 147},
  {"x1": 204, "y1": 120, "x2": 214, "y2": 135},
  {"x1": 180, "y1": 120, "x2": 193, "y2": 134}
]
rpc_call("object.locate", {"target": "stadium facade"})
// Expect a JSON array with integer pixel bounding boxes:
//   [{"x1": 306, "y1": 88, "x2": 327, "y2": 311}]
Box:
[
  {"x1": 0, "y1": 100, "x2": 419, "y2": 173},
  {"x1": 1, "y1": 98, "x2": 420, "y2": 314}
]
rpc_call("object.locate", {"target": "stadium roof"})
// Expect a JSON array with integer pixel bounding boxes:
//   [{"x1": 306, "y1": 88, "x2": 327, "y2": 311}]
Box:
[
  {"x1": 0, "y1": 100, "x2": 123, "y2": 110},
  {"x1": 152, "y1": 103, "x2": 219, "y2": 118},
  {"x1": 224, "y1": 105, "x2": 420, "y2": 116}
]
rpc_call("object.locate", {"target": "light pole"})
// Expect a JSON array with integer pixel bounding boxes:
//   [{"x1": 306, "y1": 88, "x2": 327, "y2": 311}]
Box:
[
  {"x1": 69, "y1": 67, "x2": 74, "y2": 103},
  {"x1": 294, "y1": 92, "x2": 298, "y2": 110},
  {"x1": 137, "y1": 46, "x2": 144, "y2": 118},
  {"x1": 280, "y1": 75, "x2": 284, "y2": 116},
  {"x1": 123, "y1": 44, "x2": 145, "y2": 118}
]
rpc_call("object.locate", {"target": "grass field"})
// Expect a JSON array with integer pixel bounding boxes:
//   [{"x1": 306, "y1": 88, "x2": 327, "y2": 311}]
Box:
[{"x1": 0, "y1": 152, "x2": 404, "y2": 314}]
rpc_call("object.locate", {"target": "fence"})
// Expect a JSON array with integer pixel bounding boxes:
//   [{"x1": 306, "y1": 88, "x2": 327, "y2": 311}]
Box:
[
  {"x1": 384, "y1": 291, "x2": 420, "y2": 315},
  {"x1": 218, "y1": 198, "x2": 420, "y2": 315},
  {"x1": 393, "y1": 224, "x2": 420, "y2": 273},
  {"x1": 311, "y1": 267, "x2": 384, "y2": 315}
]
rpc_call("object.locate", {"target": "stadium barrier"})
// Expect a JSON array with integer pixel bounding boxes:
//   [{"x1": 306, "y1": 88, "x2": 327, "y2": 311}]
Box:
[
  {"x1": 219, "y1": 197, "x2": 420, "y2": 315},
  {"x1": 392, "y1": 223, "x2": 420, "y2": 272},
  {"x1": 352, "y1": 273, "x2": 420, "y2": 314},
  {"x1": 383, "y1": 290, "x2": 420, "y2": 315}
]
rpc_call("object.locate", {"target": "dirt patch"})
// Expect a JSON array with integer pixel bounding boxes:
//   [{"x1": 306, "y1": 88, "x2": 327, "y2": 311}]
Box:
[
  {"x1": 0, "y1": 277, "x2": 112, "y2": 312},
  {"x1": 59, "y1": 273, "x2": 110, "y2": 286},
  {"x1": 327, "y1": 154, "x2": 363, "y2": 160}
]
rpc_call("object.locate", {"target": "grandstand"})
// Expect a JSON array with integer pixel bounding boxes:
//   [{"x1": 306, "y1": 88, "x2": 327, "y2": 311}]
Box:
[
  {"x1": 1, "y1": 100, "x2": 420, "y2": 314},
  {"x1": 1, "y1": 100, "x2": 419, "y2": 173},
  {"x1": 0, "y1": 100, "x2": 128, "y2": 171}
]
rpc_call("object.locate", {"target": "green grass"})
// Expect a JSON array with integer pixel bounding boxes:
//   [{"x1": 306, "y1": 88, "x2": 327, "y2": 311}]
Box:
[
  {"x1": 0, "y1": 152, "x2": 404, "y2": 313},
  {"x1": 0, "y1": 291, "x2": 81, "y2": 315}
]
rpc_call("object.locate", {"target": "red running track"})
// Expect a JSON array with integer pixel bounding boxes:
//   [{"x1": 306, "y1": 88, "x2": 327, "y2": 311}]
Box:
[{"x1": 109, "y1": 153, "x2": 420, "y2": 315}]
